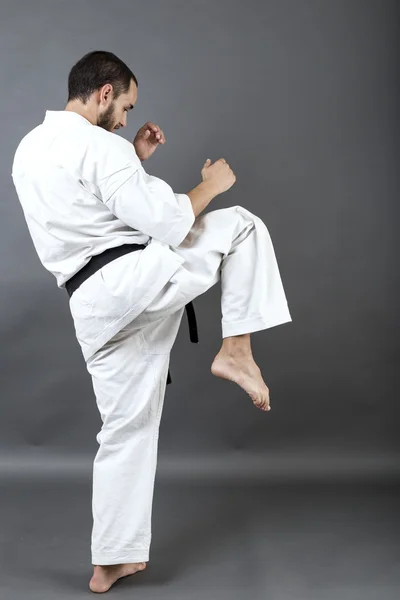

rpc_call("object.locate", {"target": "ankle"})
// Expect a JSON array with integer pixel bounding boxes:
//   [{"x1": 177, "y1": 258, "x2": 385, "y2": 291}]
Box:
[{"x1": 219, "y1": 337, "x2": 252, "y2": 358}]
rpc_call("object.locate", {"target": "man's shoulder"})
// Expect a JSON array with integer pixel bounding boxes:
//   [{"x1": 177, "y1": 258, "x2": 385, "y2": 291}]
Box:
[
  {"x1": 14, "y1": 123, "x2": 42, "y2": 153},
  {"x1": 89, "y1": 127, "x2": 141, "y2": 166},
  {"x1": 12, "y1": 120, "x2": 140, "y2": 177},
  {"x1": 91, "y1": 127, "x2": 138, "y2": 155},
  {"x1": 12, "y1": 124, "x2": 44, "y2": 175}
]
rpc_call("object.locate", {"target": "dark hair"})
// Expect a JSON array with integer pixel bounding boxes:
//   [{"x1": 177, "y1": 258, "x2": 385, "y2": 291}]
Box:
[{"x1": 67, "y1": 50, "x2": 138, "y2": 103}]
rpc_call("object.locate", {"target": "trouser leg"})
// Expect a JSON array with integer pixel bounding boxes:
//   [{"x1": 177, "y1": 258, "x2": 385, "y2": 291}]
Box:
[
  {"x1": 86, "y1": 310, "x2": 183, "y2": 565},
  {"x1": 164, "y1": 204, "x2": 292, "y2": 336},
  {"x1": 218, "y1": 205, "x2": 292, "y2": 336}
]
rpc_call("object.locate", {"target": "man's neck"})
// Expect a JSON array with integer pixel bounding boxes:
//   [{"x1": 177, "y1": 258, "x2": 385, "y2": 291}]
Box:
[{"x1": 64, "y1": 102, "x2": 96, "y2": 126}]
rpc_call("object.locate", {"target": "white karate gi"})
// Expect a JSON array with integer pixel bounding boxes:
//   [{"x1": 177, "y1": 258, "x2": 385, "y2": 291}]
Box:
[{"x1": 12, "y1": 110, "x2": 292, "y2": 566}]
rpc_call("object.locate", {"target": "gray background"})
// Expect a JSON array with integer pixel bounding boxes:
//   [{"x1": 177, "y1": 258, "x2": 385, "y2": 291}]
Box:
[{"x1": 1, "y1": 0, "x2": 399, "y2": 598}]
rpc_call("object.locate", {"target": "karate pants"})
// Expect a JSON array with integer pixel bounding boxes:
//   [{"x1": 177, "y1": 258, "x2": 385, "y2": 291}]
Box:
[{"x1": 85, "y1": 205, "x2": 292, "y2": 565}]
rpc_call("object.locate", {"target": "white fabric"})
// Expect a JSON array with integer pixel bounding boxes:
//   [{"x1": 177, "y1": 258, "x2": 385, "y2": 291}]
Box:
[
  {"x1": 86, "y1": 204, "x2": 292, "y2": 565},
  {"x1": 11, "y1": 110, "x2": 195, "y2": 342},
  {"x1": 11, "y1": 109, "x2": 292, "y2": 566}
]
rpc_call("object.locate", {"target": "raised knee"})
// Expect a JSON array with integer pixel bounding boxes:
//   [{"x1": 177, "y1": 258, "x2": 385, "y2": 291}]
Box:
[{"x1": 231, "y1": 204, "x2": 260, "y2": 222}]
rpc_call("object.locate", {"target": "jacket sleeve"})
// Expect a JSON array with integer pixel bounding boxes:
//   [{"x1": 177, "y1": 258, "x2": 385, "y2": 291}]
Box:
[{"x1": 97, "y1": 138, "x2": 195, "y2": 247}]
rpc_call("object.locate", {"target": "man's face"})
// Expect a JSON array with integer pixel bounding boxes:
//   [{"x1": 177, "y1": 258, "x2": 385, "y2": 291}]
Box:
[{"x1": 97, "y1": 78, "x2": 137, "y2": 133}]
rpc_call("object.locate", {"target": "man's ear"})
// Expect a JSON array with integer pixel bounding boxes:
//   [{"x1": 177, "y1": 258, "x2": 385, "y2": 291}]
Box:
[{"x1": 99, "y1": 84, "x2": 112, "y2": 106}]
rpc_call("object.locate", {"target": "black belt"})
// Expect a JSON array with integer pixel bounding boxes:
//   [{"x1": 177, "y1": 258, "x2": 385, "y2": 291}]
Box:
[{"x1": 65, "y1": 243, "x2": 198, "y2": 385}]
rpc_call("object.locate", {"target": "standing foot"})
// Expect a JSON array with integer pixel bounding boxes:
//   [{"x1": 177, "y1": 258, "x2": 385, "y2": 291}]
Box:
[
  {"x1": 89, "y1": 562, "x2": 147, "y2": 593},
  {"x1": 211, "y1": 348, "x2": 271, "y2": 411}
]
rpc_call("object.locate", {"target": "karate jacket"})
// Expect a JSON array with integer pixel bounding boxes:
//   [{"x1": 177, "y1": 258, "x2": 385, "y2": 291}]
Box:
[{"x1": 11, "y1": 110, "x2": 196, "y2": 361}]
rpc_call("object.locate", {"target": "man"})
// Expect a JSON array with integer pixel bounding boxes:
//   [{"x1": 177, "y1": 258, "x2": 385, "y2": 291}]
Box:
[{"x1": 11, "y1": 50, "x2": 292, "y2": 593}]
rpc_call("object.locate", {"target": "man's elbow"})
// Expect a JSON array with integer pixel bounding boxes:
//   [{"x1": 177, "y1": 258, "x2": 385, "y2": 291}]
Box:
[{"x1": 160, "y1": 213, "x2": 196, "y2": 248}]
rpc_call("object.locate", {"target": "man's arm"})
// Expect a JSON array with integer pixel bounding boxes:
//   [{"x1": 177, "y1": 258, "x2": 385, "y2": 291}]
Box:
[
  {"x1": 95, "y1": 133, "x2": 220, "y2": 243},
  {"x1": 186, "y1": 181, "x2": 219, "y2": 218}
]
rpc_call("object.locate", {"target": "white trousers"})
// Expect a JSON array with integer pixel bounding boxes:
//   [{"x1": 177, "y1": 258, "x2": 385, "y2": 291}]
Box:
[{"x1": 85, "y1": 205, "x2": 292, "y2": 565}]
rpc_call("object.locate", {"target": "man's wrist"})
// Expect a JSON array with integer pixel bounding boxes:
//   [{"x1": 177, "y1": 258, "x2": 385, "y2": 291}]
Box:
[
  {"x1": 133, "y1": 143, "x2": 145, "y2": 161},
  {"x1": 197, "y1": 180, "x2": 219, "y2": 198},
  {"x1": 186, "y1": 180, "x2": 219, "y2": 218}
]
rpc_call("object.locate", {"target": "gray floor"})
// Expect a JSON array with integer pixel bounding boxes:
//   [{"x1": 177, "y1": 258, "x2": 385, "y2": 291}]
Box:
[{"x1": 1, "y1": 477, "x2": 399, "y2": 599}]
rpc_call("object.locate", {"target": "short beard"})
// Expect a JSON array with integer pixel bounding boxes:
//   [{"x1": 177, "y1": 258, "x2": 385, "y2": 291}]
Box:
[{"x1": 97, "y1": 102, "x2": 116, "y2": 132}]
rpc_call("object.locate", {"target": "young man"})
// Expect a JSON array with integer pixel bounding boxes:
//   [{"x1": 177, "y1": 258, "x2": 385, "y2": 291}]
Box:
[{"x1": 11, "y1": 50, "x2": 292, "y2": 593}]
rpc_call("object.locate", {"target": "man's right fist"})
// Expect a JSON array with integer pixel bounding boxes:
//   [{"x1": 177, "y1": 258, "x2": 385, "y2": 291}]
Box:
[{"x1": 201, "y1": 158, "x2": 236, "y2": 195}]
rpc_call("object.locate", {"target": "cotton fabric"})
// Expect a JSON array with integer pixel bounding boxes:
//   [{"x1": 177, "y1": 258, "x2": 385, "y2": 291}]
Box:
[
  {"x1": 11, "y1": 110, "x2": 195, "y2": 361},
  {"x1": 11, "y1": 109, "x2": 292, "y2": 566},
  {"x1": 86, "y1": 204, "x2": 292, "y2": 564}
]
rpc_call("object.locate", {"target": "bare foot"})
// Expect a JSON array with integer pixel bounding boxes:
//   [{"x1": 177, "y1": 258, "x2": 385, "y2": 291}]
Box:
[
  {"x1": 89, "y1": 562, "x2": 147, "y2": 593},
  {"x1": 211, "y1": 351, "x2": 271, "y2": 411}
]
